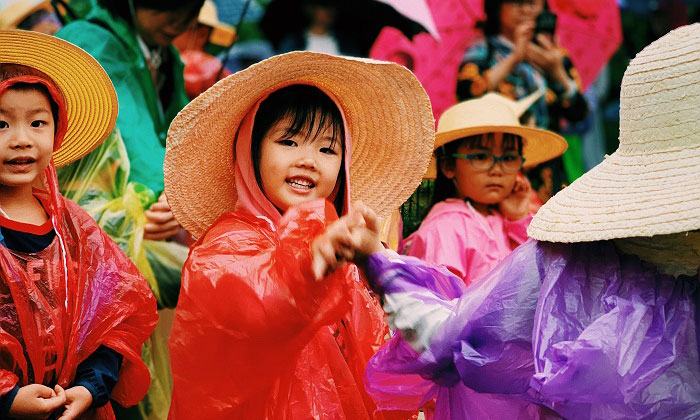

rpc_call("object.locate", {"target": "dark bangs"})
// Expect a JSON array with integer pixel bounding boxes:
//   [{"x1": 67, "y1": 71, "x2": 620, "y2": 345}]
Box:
[{"x1": 459, "y1": 132, "x2": 523, "y2": 155}]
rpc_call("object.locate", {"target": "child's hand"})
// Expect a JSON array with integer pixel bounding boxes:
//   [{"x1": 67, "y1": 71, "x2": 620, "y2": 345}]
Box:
[
  {"x1": 8, "y1": 384, "x2": 66, "y2": 420},
  {"x1": 499, "y1": 173, "x2": 532, "y2": 221},
  {"x1": 55, "y1": 386, "x2": 92, "y2": 420},
  {"x1": 311, "y1": 202, "x2": 384, "y2": 281},
  {"x1": 144, "y1": 192, "x2": 181, "y2": 241}
]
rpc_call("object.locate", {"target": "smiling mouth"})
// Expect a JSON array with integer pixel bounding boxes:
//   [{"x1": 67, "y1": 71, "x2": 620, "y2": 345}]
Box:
[
  {"x1": 286, "y1": 177, "x2": 316, "y2": 190},
  {"x1": 5, "y1": 157, "x2": 36, "y2": 165}
]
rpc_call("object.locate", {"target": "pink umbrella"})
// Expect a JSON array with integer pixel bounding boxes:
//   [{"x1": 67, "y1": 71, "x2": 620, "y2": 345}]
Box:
[
  {"x1": 549, "y1": 0, "x2": 622, "y2": 90},
  {"x1": 371, "y1": 0, "x2": 621, "y2": 119},
  {"x1": 371, "y1": 0, "x2": 482, "y2": 119}
]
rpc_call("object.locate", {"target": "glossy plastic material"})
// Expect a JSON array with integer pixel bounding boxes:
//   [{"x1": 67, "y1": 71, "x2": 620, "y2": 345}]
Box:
[
  {"x1": 364, "y1": 240, "x2": 700, "y2": 419},
  {"x1": 0, "y1": 166, "x2": 158, "y2": 420},
  {"x1": 168, "y1": 200, "x2": 415, "y2": 420}
]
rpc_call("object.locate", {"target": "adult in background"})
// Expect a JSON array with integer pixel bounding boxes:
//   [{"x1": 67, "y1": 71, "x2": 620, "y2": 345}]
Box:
[
  {"x1": 56, "y1": 1, "x2": 204, "y2": 419},
  {"x1": 457, "y1": 0, "x2": 588, "y2": 201}
]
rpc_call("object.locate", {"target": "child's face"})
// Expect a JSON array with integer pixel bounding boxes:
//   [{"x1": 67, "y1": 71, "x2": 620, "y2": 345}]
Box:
[
  {"x1": 258, "y1": 114, "x2": 343, "y2": 212},
  {"x1": 0, "y1": 89, "x2": 55, "y2": 189},
  {"x1": 442, "y1": 133, "x2": 518, "y2": 205}
]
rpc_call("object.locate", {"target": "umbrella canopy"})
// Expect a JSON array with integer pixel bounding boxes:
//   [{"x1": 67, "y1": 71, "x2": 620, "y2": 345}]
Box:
[
  {"x1": 549, "y1": 0, "x2": 622, "y2": 91},
  {"x1": 259, "y1": 0, "x2": 432, "y2": 56},
  {"x1": 371, "y1": 0, "x2": 482, "y2": 119}
]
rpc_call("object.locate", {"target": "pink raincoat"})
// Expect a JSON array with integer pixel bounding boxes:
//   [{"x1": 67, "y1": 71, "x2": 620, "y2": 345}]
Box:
[{"x1": 404, "y1": 199, "x2": 531, "y2": 285}]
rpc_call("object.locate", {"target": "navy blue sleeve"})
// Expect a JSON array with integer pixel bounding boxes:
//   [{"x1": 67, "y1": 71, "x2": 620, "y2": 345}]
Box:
[
  {"x1": 0, "y1": 385, "x2": 19, "y2": 418},
  {"x1": 74, "y1": 346, "x2": 123, "y2": 408}
]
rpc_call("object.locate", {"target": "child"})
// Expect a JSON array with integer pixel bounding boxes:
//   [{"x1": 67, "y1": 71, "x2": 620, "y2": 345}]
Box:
[
  {"x1": 163, "y1": 51, "x2": 435, "y2": 419},
  {"x1": 318, "y1": 23, "x2": 700, "y2": 420},
  {"x1": 404, "y1": 91, "x2": 567, "y2": 285},
  {"x1": 0, "y1": 30, "x2": 157, "y2": 420}
]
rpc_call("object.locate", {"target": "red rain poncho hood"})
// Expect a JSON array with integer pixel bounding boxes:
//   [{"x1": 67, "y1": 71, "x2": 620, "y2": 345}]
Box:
[
  {"x1": 168, "y1": 93, "x2": 412, "y2": 419},
  {"x1": 0, "y1": 164, "x2": 158, "y2": 420}
]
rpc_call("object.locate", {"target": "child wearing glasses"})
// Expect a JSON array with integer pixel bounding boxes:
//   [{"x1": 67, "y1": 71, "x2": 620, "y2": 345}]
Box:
[{"x1": 403, "y1": 92, "x2": 567, "y2": 285}]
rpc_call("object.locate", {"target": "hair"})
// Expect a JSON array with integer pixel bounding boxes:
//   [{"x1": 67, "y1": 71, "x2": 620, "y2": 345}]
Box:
[
  {"x1": 0, "y1": 64, "x2": 60, "y2": 128},
  {"x1": 251, "y1": 84, "x2": 346, "y2": 215},
  {"x1": 481, "y1": 0, "x2": 532, "y2": 37},
  {"x1": 98, "y1": 0, "x2": 205, "y2": 24},
  {"x1": 429, "y1": 132, "x2": 523, "y2": 209}
]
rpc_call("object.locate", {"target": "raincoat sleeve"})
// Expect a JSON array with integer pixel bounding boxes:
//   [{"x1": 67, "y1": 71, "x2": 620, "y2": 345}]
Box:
[
  {"x1": 364, "y1": 240, "x2": 541, "y2": 394},
  {"x1": 168, "y1": 201, "x2": 355, "y2": 418},
  {"x1": 504, "y1": 214, "x2": 532, "y2": 247}
]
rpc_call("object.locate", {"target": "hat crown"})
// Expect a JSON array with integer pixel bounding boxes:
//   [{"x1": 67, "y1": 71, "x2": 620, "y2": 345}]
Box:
[
  {"x1": 437, "y1": 93, "x2": 520, "y2": 134},
  {"x1": 618, "y1": 23, "x2": 700, "y2": 155}
]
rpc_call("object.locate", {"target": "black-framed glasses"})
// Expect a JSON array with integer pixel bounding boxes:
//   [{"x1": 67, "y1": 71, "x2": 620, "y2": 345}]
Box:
[{"x1": 450, "y1": 152, "x2": 525, "y2": 173}]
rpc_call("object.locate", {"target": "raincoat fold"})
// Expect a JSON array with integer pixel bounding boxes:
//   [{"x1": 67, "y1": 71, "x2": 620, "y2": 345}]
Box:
[
  {"x1": 364, "y1": 240, "x2": 700, "y2": 419},
  {"x1": 169, "y1": 200, "x2": 413, "y2": 420},
  {"x1": 0, "y1": 167, "x2": 158, "y2": 420}
]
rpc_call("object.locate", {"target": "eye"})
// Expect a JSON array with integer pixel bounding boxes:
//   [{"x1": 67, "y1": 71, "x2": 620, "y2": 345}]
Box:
[
  {"x1": 502, "y1": 154, "x2": 520, "y2": 162},
  {"x1": 0, "y1": 121, "x2": 7, "y2": 129},
  {"x1": 277, "y1": 139, "x2": 297, "y2": 147},
  {"x1": 471, "y1": 153, "x2": 490, "y2": 161},
  {"x1": 320, "y1": 147, "x2": 337, "y2": 155},
  {"x1": 31, "y1": 120, "x2": 47, "y2": 128}
]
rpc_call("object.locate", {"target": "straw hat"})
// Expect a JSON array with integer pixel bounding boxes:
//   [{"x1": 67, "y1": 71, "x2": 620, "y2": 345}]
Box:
[
  {"x1": 0, "y1": 30, "x2": 117, "y2": 167},
  {"x1": 0, "y1": 0, "x2": 52, "y2": 30},
  {"x1": 528, "y1": 23, "x2": 700, "y2": 243},
  {"x1": 198, "y1": 1, "x2": 236, "y2": 47},
  {"x1": 425, "y1": 91, "x2": 567, "y2": 178},
  {"x1": 164, "y1": 51, "x2": 435, "y2": 238}
]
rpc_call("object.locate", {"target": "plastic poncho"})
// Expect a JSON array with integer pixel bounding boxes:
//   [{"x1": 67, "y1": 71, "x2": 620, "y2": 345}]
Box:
[
  {"x1": 57, "y1": 129, "x2": 188, "y2": 420},
  {"x1": 0, "y1": 166, "x2": 158, "y2": 420},
  {"x1": 363, "y1": 240, "x2": 700, "y2": 420},
  {"x1": 56, "y1": 4, "x2": 189, "y2": 194},
  {"x1": 168, "y1": 96, "x2": 414, "y2": 420},
  {"x1": 404, "y1": 199, "x2": 531, "y2": 285}
]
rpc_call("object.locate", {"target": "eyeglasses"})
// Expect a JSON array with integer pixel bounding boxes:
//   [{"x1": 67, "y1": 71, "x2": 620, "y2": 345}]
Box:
[{"x1": 450, "y1": 152, "x2": 525, "y2": 173}]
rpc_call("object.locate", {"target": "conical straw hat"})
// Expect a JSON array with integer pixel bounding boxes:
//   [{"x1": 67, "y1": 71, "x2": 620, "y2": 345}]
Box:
[
  {"x1": 528, "y1": 23, "x2": 700, "y2": 242},
  {"x1": 164, "y1": 51, "x2": 435, "y2": 238},
  {"x1": 425, "y1": 91, "x2": 567, "y2": 178}
]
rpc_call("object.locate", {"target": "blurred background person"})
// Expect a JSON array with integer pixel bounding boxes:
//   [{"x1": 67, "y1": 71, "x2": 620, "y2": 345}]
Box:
[{"x1": 455, "y1": 0, "x2": 588, "y2": 202}]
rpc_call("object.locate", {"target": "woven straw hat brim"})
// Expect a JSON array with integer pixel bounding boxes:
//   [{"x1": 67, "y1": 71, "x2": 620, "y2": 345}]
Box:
[
  {"x1": 164, "y1": 51, "x2": 435, "y2": 238},
  {"x1": 529, "y1": 23, "x2": 700, "y2": 243},
  {"x1": 435, "y1": 125, "x2": 567, "y2": 169},
  {"x1": 0, "y1": 1, "x2": 52, "y2": 30},
  {"x1": 0, "y1": 30, "x2": 117, "y2": 167},
  {"x1": 528, "y1": 145, "x2": 700, "y2": 242}
]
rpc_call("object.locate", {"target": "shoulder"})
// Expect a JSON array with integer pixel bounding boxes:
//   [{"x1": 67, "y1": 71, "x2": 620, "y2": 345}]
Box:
[
  {"x1": 462, "y1": 37, "x2": 490, "y2": 62},
  {"x1": 188, "y1": 212, "x2": 276, "y2": 265},
  {"x1": 57, "y1": 20, "x2": 133, "y2": 66}
]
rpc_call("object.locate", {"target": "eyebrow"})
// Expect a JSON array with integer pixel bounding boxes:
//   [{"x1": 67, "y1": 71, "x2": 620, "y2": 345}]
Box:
[{"x1": 0, "y1": 108, "x2": 51, "y2": 115}]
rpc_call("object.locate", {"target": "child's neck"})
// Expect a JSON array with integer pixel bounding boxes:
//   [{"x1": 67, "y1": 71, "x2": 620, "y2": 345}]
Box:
[
  {"x1": 0, "y1": 183, "x2": 49, "y2": 225},
  {"x1": 468, "y1": 200, "x2": 492, "y2": 217}
]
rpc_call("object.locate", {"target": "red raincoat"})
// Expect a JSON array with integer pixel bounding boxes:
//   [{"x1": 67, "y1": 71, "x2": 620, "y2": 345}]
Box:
[
  {"x1": 168, "y1": 201, "x2": 414, "y2": 420},
  {"x1": 0, "y1": 167, "x2": 158, "y2": 419}
]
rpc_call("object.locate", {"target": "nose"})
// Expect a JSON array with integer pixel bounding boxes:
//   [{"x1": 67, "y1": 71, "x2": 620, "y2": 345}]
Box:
[
  {"x1": 295, "y1": 154, "x2": 317, "y2": 171},
  {"x1": 488, "y1": 159, "x2": 504, "y2": 176},
  {"x1": 8, "y1": 126, "x2": 33, "y2": 149}
]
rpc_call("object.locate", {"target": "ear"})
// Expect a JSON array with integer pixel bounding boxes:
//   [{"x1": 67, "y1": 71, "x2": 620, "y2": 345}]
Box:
[{"x1": 439, "y1": 157, "x2": 456, "y2": 180}]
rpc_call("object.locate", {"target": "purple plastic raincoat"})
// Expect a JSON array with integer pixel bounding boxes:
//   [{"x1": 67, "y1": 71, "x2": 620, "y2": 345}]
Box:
[{"x1": 363, "y1": 240, "x2": 700, "y2": 419}]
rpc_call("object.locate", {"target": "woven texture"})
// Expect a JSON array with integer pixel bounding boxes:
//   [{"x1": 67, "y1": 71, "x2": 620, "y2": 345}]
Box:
[
  {"x1": 426, "y1": 92, "x2": 567, "y2": 178},
  {"x1": 0, "y1": 30, "x2": 118, "y2": 167},
  {"x1": 164, "y1": 51, "x2": 435, "y2": 238},
  {"x1": 528, "y1": 23, "x2": 700, "y2": 242}
]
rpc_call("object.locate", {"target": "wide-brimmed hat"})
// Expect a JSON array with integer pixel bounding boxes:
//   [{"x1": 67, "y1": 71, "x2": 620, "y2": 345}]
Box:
[
  {"x1": 164, "y1": 51, "x2": 435, "y2": 238},
  {"x1": 0, "y1": 0, "x2": 52, "y2": 30},
  {"x1": 528, "y1": 23, "x2": 700, "y2": 243},
  {"x1": 425, "y1": 91, "x2": 567, "y2": 178},
  {"x1": 0, "y1": 30, "x2": 117, "y2": 167}
]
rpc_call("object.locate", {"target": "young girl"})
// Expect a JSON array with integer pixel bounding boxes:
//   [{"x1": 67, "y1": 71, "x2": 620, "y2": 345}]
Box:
[
  {"x1": 0, "y1": 30, "x2": 156, "y2": 420},
  {"x1": 163, "y1": 51, "x2": 435, "y2": 419},
  {"x1": 404, "y1": 92, "x2": 566, "y2": 285}
]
